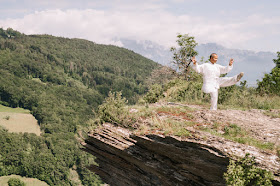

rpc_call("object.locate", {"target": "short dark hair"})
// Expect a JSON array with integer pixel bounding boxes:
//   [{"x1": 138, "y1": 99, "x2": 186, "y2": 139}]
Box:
[{"x1": 210, "y1": 53, "x2": 217, "y2": 59}]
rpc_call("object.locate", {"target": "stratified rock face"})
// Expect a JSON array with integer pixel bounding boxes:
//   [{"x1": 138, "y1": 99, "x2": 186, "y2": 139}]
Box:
[
  {"x1": 83, "y1": 123, "x2": 280, "y2": 186},
  {"x1": 83, "y1": 123, "x2": 230, "y2": 186}
]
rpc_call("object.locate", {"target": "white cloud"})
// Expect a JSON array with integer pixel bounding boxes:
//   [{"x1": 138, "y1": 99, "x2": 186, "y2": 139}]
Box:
[{"x1": 0, "y1": 8, "x2": 279, "y2": 52}]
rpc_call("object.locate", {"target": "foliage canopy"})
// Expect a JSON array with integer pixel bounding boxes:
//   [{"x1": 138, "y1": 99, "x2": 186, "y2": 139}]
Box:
[
  {"x1": 170, "y1": 33, "x2": 198, "y2": 76},
  {"x1": 0, "y1": 28, "x2": 160, "y2": 185}
]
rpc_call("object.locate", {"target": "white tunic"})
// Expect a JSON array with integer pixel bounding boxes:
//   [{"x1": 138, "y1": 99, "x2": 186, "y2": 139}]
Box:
[{"x1": 192, "y1": 63, "x2": 233, "y2": 93}]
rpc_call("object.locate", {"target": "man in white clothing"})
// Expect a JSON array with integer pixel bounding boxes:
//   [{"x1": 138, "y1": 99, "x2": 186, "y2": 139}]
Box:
[{"x1": 191, "y1": 53, "x2": 244, "y2": 110}]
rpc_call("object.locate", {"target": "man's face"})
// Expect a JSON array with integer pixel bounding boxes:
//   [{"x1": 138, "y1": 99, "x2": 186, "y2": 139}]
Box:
[{"x1": 210, "y1": 54, "x2": 218, "y2": 64}]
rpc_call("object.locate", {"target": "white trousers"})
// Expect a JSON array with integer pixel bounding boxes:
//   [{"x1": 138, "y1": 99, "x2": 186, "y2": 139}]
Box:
[{"x1": 209, "y1": 75, "x2": 239, "y2": 110}]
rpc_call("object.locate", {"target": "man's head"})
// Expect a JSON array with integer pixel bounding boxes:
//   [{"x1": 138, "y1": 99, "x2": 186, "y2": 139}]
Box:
[{"x1": 210, "y1": 53, "x2": 218, "y2": 64}]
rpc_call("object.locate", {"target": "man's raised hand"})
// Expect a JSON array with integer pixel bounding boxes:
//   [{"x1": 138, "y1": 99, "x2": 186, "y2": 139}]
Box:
[
  {"x1": 191, "y1": 56, "x2": 197, "y2": 65},
  {"x1": 229, "y1": 58, "x2": 234, "y2": 66}
]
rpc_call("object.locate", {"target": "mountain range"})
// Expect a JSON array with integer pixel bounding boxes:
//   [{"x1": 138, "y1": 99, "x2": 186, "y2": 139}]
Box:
[{"x1": 118, "y1": 39, "x2": 277, "y2": 86}]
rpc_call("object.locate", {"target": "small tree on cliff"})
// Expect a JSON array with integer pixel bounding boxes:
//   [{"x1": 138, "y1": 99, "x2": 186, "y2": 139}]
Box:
[
  {"x1": 170, "y1": 33, "x2": 198, "y2": 79},
  {"x1": 96, "y1": 91, "x2": 130, "y2": 127},
  {"x1": 257, "y1": 51, "x2": 280, "y2": 95}
]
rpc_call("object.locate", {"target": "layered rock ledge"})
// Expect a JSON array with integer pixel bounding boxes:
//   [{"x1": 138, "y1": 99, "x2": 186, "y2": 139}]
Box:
[{"x1": 82, "y1": 123, "x2": 280, "y2": 186}]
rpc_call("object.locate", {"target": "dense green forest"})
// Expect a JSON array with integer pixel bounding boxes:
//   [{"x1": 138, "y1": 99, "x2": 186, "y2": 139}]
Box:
[{"x1": 0, "y1": 28, "x2": 160, "y2": 185}]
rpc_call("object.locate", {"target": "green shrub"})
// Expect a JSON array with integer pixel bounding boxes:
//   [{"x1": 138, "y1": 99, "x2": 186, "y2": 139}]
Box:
[
  {"x1": 3, "y1": 115, "x2": 10, "y2": 120},
  {"x1": 165, "y1": 79, "x2": 203, "y2": 102},
  {"x1": 96, "y1": 91, "x2": 129, "y2": 127},
  {"x1": 163, "y1": 78, "x2": 183, "y2": 91},
  {"x1": 224, "y1": 124, "x2": 242, "y2": 137},
  {"x1": 8, "y1": 178, "x2": 26, "y2": 186},
  {"x1": 143, "y1": 84, "x2": 164, "y2": 103},
  {"x1": 217, "y1": 85, "x2": 280, "y2": 110},
  {"x1": 224, "y1": 154, "x2": 274, "y2": 186}
]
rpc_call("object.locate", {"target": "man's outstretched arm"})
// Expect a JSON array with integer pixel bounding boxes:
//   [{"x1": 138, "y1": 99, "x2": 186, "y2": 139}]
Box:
[{"x1": 220, "y1": 58, "x2": 234, "y2": 74}]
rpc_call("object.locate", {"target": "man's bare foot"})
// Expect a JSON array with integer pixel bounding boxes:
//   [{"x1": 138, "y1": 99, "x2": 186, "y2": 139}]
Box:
[{"x1": 237, "y1": 72, "x2": 244, "y2": 81}]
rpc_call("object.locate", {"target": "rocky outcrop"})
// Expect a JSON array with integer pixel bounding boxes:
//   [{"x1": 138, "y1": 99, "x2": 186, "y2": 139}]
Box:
[{"x1": 82, "y1": 123, "x2": 280, "y2": 186}]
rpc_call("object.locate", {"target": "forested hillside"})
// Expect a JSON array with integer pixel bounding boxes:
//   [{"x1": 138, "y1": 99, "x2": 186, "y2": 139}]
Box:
[{"x1": 0, "y1": 28, "x2": 160, "y2": 185}]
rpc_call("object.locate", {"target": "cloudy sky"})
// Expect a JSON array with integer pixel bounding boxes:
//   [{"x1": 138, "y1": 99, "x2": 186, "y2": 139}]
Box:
[{"x1": 0, "y1": 0, "x2": 279, "y2": 52}]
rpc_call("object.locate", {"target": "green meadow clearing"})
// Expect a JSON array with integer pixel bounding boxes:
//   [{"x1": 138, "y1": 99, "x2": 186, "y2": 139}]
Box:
[
  {"x1": 0, "y1": 105, "x2": 41, "y2": 136},
  {"x1": 0, "y1": 175, "x2": 48, "y2": 186},
  {"x1": 0, "y1": 105, "x2": 30, "y2": 113}
]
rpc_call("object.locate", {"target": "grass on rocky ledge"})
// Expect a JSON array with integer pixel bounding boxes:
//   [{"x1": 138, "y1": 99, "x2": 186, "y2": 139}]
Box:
[
  {"x1": 128, "y1": 104, "x2": 279, "y2": 156},
  {"x1": 128, "y1": 104, "x2": 198, "y2": 137},
  {"x1": 263, "y1": 110, "x2": 280, "y2": 118},
  {"x1": 201, "y1": 122, "x2": 279, "y2": 154}
]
